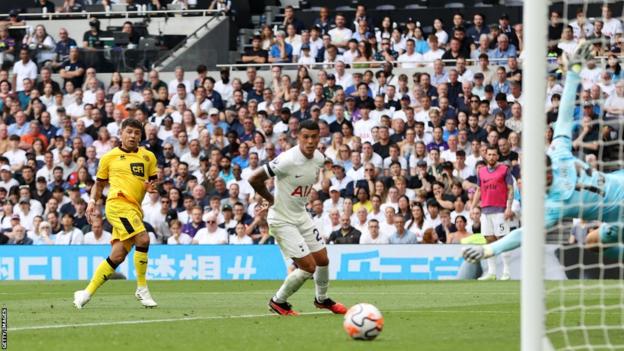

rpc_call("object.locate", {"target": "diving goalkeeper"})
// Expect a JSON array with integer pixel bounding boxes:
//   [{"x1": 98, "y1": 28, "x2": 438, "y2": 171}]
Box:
[{"x1": 463, "y1": 42, "x2": 624, "y2": 264}]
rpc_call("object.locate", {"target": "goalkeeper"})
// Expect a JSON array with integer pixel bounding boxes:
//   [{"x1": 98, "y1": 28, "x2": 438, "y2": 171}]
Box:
[{"x1": 464, "y1": 42, "x2": 624, "y2": 265}]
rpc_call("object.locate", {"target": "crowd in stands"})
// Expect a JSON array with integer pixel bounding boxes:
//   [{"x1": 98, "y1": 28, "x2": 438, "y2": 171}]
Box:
[{"x1": 0, "y1": 3, "x2": 623, "y2": 246}]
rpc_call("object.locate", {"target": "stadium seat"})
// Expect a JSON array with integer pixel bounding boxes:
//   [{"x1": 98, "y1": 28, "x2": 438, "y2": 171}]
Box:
[
  {"x1": 404, "y1": 4, "x2": 427, "y2": 9},
  {"x1": 85, "y1": 4, "x2": 106, "y2": 13},
  {"x1": 111, "y1": 4, "x2": 127, "y2": 12},
  {"x1": 444, "y1": 2, "x2": 465, "y2": 8},
  {"x1": 376, "y1": 5, "x2": 396, "y2": 10},
  {"x1": 335, "y1": 5, "x2": 355, "y2": 11}
]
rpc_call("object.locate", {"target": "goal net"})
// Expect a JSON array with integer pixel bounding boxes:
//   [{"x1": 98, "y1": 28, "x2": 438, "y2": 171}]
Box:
[{"x1": 523, "y1": 0, "x2": 624, "y2": 350}]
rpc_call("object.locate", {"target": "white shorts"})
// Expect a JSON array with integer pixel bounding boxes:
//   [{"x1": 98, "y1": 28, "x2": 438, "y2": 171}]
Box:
[
  {"x1": 481, "y1": 212, "x2": 509, "y2": 237},
  {"x1": 269, "y1": 218, "x2": 325, "y2": 259}
]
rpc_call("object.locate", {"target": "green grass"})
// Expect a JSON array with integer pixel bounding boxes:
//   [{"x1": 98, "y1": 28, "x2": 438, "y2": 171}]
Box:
[{"x1": 1, "y1": 281, "x2": 622, "y2": 351}]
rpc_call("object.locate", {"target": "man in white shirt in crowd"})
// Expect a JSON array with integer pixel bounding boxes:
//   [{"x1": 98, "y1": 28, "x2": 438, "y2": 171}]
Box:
[
  {"x1": 13, "y1": 48, "x2": 38, "y2": 92},
  {"x1": 422, "y1": 35, "x2": 445, "y2": 66},
  {"x1": 397, "y1": 39, "x2": 422, "y2": 69},
  {"x1": 168, "y1": 66, "x2": 192, "y2": 97},
  {"x1": 359, "y1": 219, "x2": 390, "y2": 244},
  {"x1": 54, "y1": 213, "x2": 84, "y2": 244},
  {"x1": 351, "y1": 207, "x2": 369, "y2": 237},
  {"x1": 328, "y1": 14, "x2": 353, "y2": 52},
  {"x1": 323, "y1": 186, "x2": 344, "y2": 212},
  {"x1": 83, "y1": 217, "x2": 112, "y2": 244},
  {"x1": 354, "y1": 105, "x2": 378, "y2": 144},
  {"x1": 193, "y1": 213, "x2": 228, "y2": 244}
]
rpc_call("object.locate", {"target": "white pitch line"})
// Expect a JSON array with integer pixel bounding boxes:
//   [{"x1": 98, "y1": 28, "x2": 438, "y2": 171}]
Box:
[
  {"x1": 7, "y1": 309, "x2": 519, "y2": 332},
  {"x1": 8, "y1": 311, "x2": 331, "y2": 332}
]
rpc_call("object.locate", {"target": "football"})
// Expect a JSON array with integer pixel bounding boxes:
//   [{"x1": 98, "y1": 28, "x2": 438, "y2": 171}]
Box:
[{"x1": 343, "y1": 303, "x2": 384, "y2": 340}]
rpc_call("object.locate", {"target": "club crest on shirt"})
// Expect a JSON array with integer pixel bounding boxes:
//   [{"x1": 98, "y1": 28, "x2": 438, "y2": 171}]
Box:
[{"x1": 130, "y1": 163, "x2": 145, "y2": 177}]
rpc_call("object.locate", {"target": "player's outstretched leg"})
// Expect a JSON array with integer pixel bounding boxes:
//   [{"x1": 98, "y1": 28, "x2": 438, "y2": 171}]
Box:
[
  {"x1": 74, "y1": 242, "x2": 128, "y2": 309},
  {"x1": 311, "y1": 249, "x2": 347, "y2": 314},
  {"x1": 269, "y1": 257, "x2": 316, "y2": 316},
  {"x1": 133, "y1": 232, "x2": 157, "y2": 308}
]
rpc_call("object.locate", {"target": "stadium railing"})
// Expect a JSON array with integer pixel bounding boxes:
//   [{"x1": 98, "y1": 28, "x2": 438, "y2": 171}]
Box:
[{"x1": 0, "y1": 9, "x2": 221, "y2": 20}]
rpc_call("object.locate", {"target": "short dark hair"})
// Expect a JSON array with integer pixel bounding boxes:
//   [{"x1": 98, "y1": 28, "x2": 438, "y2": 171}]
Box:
[
  {"x1": 121, "y1": 118, "x2": 143, "y2": 131},
  {"x1": 298, "y1": 119, "x2": 319, "y2": 132}
]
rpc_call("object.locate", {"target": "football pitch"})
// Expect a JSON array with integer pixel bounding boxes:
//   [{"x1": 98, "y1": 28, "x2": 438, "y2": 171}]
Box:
[{"x1": 2, "y1": 280, "x2": 622, "y2": 351}]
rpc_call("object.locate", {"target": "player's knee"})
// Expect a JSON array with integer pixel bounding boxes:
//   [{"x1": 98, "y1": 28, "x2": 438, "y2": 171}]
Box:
[
  {"x1": 296, "y1": 259, "x2": 316, "y2": 274},
  {"x1": 134, "y1": 232, "x2": 150, "y2": 248},
  {"x1": 109, "y1": 251, "x2": 126, "y2": 264},
  {"x1": 314, "y1": 255, "x2": 329, "y2": 267}
]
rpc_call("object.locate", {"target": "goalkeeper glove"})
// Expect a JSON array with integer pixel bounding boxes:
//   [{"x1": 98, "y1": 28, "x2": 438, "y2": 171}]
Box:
[{"x1": 462, "y1": 245, "x2": 494, "y2": 263}]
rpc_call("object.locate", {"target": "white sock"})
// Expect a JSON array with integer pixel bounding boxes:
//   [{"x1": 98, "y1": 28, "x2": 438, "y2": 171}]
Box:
[
  {"x1": 487, "y1": 257, "x2": 497, "y2": 276},
  {"x1": 501, "y1": 252, "x2": 511, "y2": 276},
  {"x1": 274, "y1": 269, "x2": 313, "y2": 303},
  {"x1": 314, "y1": 265, "x2": 329, "y2": 301}
]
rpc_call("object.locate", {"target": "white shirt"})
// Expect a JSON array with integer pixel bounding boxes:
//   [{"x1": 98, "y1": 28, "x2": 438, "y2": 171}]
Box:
[
  {"x1": 54, "y1": 227, "x2": 84, "y2": 245},
  {"x1": 167, "y1": 233, "x2": 193, "y2": 245},
  {"x1": 605, "y1": 94, "x2": 624, "y2": 118},
  {"x1": 265, "y1": 147, "x2": 325, "y2": 224},
  {"x1": 602, "y1": 18, "x2": 623, "y2": 40},
  {"x1": 214, "y1": 80, "x2": 233, "y2": 103},
  {"x1": 168, "y1": 79, "x2": 193, "y2": 96},
  {"x1": 369, "y1": 109, "x2": 391, "y2": 123},
  {"x1": 83, "y1": 231, "x2": 112, "y2": 244},
  {"x1": 4, "y1": 149, "x2": 27, "y2": 169},
  {"x1": 353, "y1": 118, "x2": 378, "y2": 144},
  {"x1": 359, "y1": 232, "x2": 390, "y2": 244},
  {"x1": 341, "y1": 49, "x2": 359, "y2": 65},
  {"x1": 194, "y1": 227, "x2": 228, "y2": 244},
  {"x1": 229, "y1": 234, "x2": 253, "y2": 244},
  {"x1": 66, "y1": 101, "x2": 87, "y2": 119},
  {"x1": 0, "y1": 178, "x2": 18, "y2": 192},
  {"x1": 112, "y1": 90, "x2": 143, "y2": 105},
  {"x1": 422, "y1": 49, "x2": 445, "y2": 66},
  {"x1": 570, "y1": 20, "x2": 594, "y2": 39},
  {"x1": 579, "y1": 66, "x2": 602, "y2": 91},
  {"x1": 336, "y1": 73, "x2": 353, "y2": 90},
  {"x1": 180, "y1": 152, "x2": 201, "y2": 173},
  {"x1": 397, "y1": 52, "x2": 423, "y2": 68},
  {"x1": 323, "y1": 197, "x2": 344, "y2": 212},
  {"x1": 328, "y1": 27, "x2": 353, "y2": 48},
  {"x1": 13, "y1": 60, "x2": 38, "y2": 91},
  {"x1": 557, "y1": 40, "x2": 578, "y2": 56}
]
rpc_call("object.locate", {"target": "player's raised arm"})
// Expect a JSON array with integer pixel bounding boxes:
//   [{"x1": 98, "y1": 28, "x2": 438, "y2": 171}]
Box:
[
  {"x1": 249, "y1": 166, "x2": 275, "y2": 206},
  {"x1": 552, "y1": 42, "x2": 592, "y2": 142}
]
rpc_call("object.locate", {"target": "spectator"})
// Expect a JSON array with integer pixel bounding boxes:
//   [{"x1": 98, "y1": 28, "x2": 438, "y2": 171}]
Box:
[
  {"x1": 59, "y1": 47, "x2": 85, "y2": 89},
  {"x1": 193, "y1": 212, "x2": 228, "y2": 244},
  {"x1": 83, "y1": 18, "x2": 103, "y2": 49},
  {"x1": 167, "y1": 219, "x2": 192, "y2": 245},
  {"x1": 13, "y1": 48, "x2": 38, "y2": 93},
  {"x1": 388, "y1": 213, "x2": 417, "y2": 244},
  {"x1": 241, "y1": 35, "x2": 268, "y2": 64},
  {"x1": 54, "y1": 212, "x2": 83, "y2": 244},
  {"x1": 83, "y1": 216, "x2": 112, "y2": 244},
  {"x1": 7, "y1": 224, "x2": 32, "y2": 245},
  {"x1": 328, "y1": 14, "x2": 352, "y2": 51},
  {"x1": 229, "y1": 222, "x2": 252, "y2": 244},
  {"x1": 488, "y1": 34, "x2": 517, "y2": 60},
  {"x1": 328, "y1": 213, "x2": 361, "y2": 244},
  {"x1": 313, "y1": 7, "x2": 332, "y2": 35},
  {"x1": 281, "y1": 5, "x2": 305, "y2": 33},
  {"x1": 269, "y1": 30, "x2": 293, "y2": 63}
]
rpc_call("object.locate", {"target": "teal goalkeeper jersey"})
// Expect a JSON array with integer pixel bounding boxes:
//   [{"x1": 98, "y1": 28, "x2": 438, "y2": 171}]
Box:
[{"x1": 544, "y1": 135, "x2": 624, "y2": 228}]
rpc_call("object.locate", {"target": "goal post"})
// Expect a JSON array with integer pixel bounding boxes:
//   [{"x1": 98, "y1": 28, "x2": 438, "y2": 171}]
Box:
[{"x1": 521, "y1": 0, "x2": 549, "y2": 350}]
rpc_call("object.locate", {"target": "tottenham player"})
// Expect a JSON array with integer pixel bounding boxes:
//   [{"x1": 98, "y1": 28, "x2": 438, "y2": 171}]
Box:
[
  {"x1": 249, "y1": 120, "x2": 347, "y2": 316},
  {"x1": 463, "y1": 42, "x2": 624, "y2": 265}
]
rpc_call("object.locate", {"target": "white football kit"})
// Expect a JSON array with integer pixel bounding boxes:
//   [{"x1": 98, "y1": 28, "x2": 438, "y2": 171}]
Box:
[{"x1": 265, "y1": 147, "x2": 326, "y2": 259}]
